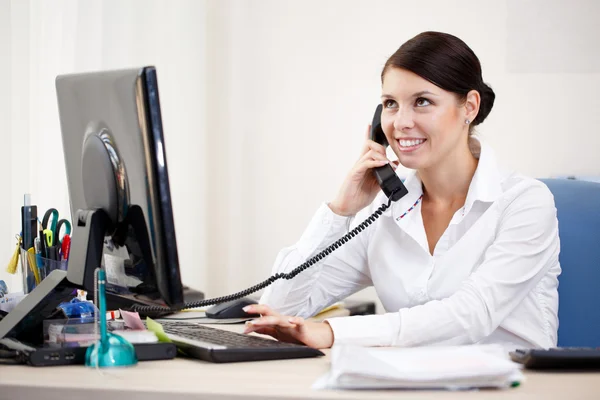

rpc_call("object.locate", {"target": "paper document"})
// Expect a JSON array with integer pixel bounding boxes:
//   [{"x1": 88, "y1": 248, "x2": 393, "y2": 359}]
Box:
[{"x1": 313, "y1": 344, "x2": 523, "y2": 390}]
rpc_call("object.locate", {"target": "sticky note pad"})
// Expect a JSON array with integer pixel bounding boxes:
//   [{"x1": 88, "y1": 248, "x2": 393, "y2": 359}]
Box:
[
  {"x1": 145, "y1": 317, "x2": 171, "y2": 343},
  {"x1": 120, "y1": 309, "x2": 145, "y2": 330}
]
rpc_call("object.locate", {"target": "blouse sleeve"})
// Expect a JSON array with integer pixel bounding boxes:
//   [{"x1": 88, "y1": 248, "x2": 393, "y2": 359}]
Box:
[{"x1": 259, "y1": 202, "x2": 374, "y2": 318}]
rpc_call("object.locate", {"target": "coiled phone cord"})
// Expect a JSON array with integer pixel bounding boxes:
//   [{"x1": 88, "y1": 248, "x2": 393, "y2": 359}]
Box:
[{"x1": 133, "y1": 192, "x2": 398, "y2": 314}]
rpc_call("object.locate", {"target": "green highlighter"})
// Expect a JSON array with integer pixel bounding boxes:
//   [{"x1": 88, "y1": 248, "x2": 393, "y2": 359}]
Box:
[{"x1": 85, "y1": 268, "x2": 138, "y2": 368}]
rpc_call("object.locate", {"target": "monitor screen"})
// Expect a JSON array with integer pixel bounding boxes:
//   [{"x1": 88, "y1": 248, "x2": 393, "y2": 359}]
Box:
[{"x1": 55, "y1": 66, "x2": 184, "y2": 309}]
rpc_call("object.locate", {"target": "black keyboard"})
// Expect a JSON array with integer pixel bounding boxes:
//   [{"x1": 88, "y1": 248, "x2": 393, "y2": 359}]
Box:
[
  {"x1": 510, "y1": 347, "x2": 600, "y2": 369},
  {"x1": 157, "y1": 321, "x2": 324, "y2": 363}
]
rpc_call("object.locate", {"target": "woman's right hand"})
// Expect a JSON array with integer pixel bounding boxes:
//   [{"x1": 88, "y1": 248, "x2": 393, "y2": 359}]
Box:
[
  {"x1": 243, "y1": 304, "x2": 334, "y2": 349},
  {"x1": 329, "y1": 126, "x2": 398, "y2": 216}
]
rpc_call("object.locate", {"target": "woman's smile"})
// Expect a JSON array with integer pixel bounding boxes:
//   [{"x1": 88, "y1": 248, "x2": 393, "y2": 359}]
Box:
[{"x1": 397, "y1": 138, "x2": 427, "y2": 152}]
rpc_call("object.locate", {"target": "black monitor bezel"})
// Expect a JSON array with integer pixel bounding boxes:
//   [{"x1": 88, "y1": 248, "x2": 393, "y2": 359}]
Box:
[{"x1": 140, "y1": 66, "x2": 184, "y2": 308}]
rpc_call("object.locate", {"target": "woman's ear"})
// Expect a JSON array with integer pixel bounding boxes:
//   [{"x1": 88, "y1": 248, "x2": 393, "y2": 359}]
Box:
[{"x1": 465, "y1": 90, "x2": 481, "y2": 123}]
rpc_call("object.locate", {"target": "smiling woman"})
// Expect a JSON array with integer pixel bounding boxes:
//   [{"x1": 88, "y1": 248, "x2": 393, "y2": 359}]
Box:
[
  {"x1": 379, "y1": 31, "x2": 494, "y2": 172},
  {"x1": 248, "y1": 31, "x2": 561, "y2": 353}
]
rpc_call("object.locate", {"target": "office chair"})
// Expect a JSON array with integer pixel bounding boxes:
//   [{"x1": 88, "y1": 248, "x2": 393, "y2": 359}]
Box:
[{"x1": 540, "y1": 178, "x2": 600, "y2": 347}]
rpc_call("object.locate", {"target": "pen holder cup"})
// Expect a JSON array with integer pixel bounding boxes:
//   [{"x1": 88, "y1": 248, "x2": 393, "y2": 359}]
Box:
[{"x1": 20, "y1": 248, "x2": 68, "y2": 294}]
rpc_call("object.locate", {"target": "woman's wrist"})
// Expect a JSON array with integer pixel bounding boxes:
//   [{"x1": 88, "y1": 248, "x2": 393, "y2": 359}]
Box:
[
  {"x1": 328, "y1": 201, "x2": 354, "y2": 217},
  {"x1": 320, "y1": 320, "x2": 335, "y2": 348}
]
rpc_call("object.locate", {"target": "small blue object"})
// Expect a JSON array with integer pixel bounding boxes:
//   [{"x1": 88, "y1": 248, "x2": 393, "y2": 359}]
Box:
[
  {"x1": 85, "y1": 269, "x2": 137, "y2": 368},
  {"x1": 0, "y1": 280, "x2": 7, "y2": 297},
  {"x1": 57, "y1": 298, "x2": 96, "y2": 319}
]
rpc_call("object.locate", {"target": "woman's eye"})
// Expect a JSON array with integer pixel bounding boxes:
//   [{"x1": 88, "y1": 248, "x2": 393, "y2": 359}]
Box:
[
  {"x1": 383, "y1": 99, "x2": 397, "y2": 108},
  {"x1": 415, "y1": 97, "x2": 431, "y2": 107}
]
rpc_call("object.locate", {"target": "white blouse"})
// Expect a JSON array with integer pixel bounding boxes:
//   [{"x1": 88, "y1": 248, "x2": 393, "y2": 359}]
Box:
[{"x1": 260, "y1": 136, "x2": 561, "y2": 350}]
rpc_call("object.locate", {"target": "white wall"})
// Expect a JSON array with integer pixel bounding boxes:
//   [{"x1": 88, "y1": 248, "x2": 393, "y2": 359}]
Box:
[
  {"x1": 0, "y1": 1, "x2": 13, "y2": 289},
  {"x1": 2, "y1": 0, "x2": 599, "y2": 312}
]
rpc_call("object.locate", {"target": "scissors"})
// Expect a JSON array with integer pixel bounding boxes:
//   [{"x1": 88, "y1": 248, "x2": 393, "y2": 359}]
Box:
[{"x1": 41, "y1": 208, "x2": 72, "y2": 248}]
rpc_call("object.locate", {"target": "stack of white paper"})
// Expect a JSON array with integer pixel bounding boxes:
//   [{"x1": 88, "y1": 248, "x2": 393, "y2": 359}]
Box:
[{"x1": 313, "y1": 344, "x2": 524, "y2": 390}]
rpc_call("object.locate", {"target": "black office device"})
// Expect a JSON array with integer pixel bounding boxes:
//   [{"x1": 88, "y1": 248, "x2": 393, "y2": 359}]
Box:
[
  {"x1": 369, "y1": 104, "x2": 408, "y2": 201},
  {"x1": 153, "y1": 321, "x2": 323, "y2": 363},
  {"x1": 510, "y1": 347, "x2": 600, "y2": 370},
  {"x1": 0, "y1": 337, "x2": 177, "y2": 367},
  {"x1": 205, "y1": 297, "x2": 259, "y2": 319}
]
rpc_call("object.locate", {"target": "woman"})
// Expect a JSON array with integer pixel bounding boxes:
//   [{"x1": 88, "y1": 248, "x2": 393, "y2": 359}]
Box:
[{"x1": 243, "y1": 31, "x2": 560, "y2": 350}]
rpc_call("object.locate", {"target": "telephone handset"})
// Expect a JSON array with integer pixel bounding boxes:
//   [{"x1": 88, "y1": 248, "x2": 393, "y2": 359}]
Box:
[
  {"x1": 370, "y1": 104, "x2": 408, "y2": 201},
  {"x1": 133, "y1": 106, "x2": 410, "y2": 315}
]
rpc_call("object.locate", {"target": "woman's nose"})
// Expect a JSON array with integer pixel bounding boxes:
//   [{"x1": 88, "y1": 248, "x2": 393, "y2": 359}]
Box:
[{"x1": 393, "y1": 107, "x2": 415, "y2": 132}]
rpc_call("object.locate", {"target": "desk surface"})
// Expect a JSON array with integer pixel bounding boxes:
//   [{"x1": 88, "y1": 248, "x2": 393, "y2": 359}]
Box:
[{"x1": 1, "y1": 325, "x2": 598, "y2": 400}]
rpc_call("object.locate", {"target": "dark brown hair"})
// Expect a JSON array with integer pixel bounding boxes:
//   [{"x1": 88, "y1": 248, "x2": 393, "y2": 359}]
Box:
[{"x1": 382, "y1": 31, "x2": 495, "y2": 126}]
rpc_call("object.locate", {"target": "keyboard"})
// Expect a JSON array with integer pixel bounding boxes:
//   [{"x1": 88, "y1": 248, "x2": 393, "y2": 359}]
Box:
[
  {"x1": 509, "y1": 347, "x2": 600, "y2": 369},
  {"x1": 157, "y1": 321, "x2": 324, "y2": 363}
]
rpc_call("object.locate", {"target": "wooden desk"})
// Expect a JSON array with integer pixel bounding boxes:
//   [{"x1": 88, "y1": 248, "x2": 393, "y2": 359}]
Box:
[{"x1": 1, "y1": 325, "x2": 598, "y2": 400}]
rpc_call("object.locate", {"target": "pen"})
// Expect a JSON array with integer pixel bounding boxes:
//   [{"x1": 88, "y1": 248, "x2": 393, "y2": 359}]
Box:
[
  {"x1": 34, "y1": 237, "x2": 45, "y2": 280},
  {"x1": 43, "y1": 229, "x2": 53, "y2": 252},
  {"x1": 21, "y1": 193, "x2": 30, "y2": 250},
  {"x1": 27, "y1": 247, "x2": 41, "y2": 285},
  {"x1": 47, "y1": 246, "x2": 57, "y2": 262},
  {"x1": 61, "y1": 234, "x2": 71, "y2": 261},
  {"x1": 38, "y1": 222, "x2": 47, "y2": 259}
]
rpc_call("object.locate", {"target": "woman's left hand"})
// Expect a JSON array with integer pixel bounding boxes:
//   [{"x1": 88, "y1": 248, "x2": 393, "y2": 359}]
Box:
[{"x1": 242, "y1": 304, "x2": 334, "y2": 349}]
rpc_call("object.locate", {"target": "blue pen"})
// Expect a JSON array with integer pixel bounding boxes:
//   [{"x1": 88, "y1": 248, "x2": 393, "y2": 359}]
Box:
[{"x1": 34, "y1": 237, "x2": 45, "y2": 280}]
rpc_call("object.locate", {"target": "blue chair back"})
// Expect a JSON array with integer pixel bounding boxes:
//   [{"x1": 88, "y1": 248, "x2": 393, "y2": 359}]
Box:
[{"x1": 540, "y1": 178, "x2": 600, "y2": 347}]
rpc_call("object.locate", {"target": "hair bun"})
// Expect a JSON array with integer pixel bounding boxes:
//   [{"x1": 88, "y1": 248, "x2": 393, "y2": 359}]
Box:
[{"x1": 473, "y1": 83, "x2": 495, "y2": 125}]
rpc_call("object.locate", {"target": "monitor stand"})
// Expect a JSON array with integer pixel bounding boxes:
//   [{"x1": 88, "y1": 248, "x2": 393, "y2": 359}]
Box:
[
  {"x1": 101, "y1": 285, "x2": 204, "y2": 318},
  {"x1": 70, "y1": 208, "x2": 204, "y2": 317},
  {"x1": 182, "y1": 285, "x2": 205, "y2": 303}
]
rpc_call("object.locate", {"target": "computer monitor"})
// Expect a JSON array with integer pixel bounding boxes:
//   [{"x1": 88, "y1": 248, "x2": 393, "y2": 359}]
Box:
[{"x1": 55, "y1": 66, "x2": 186, "y2": 310}]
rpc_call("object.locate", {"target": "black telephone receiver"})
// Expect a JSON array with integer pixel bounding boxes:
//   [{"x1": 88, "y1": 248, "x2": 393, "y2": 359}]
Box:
[
  {"x1": 134, "y1": 106, "x2": 411, "y2": 315},
  {"x1": 370, "y1": 104, "x2": 408, "y2": 201}
]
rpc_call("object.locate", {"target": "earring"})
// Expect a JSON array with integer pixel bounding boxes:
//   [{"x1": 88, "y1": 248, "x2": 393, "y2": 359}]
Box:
[{"x1": 465, "y1": 119, "x2": 471, "y2": 125}]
